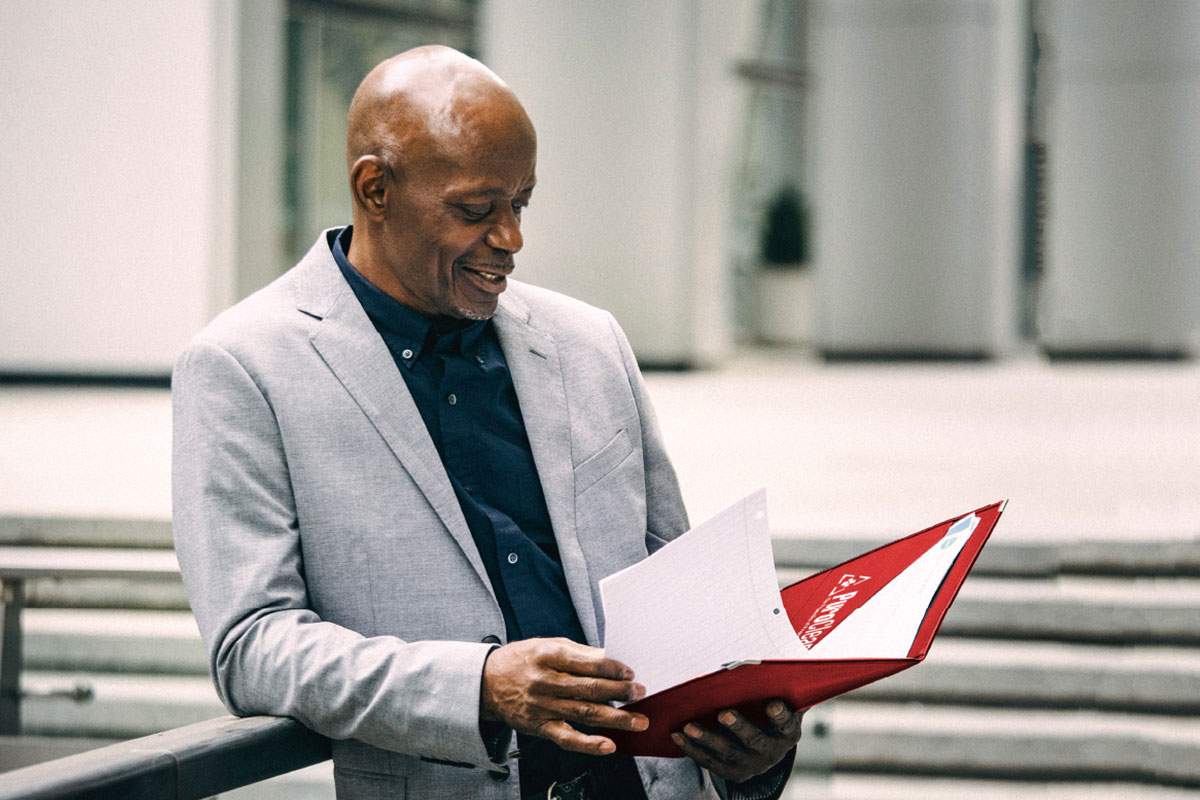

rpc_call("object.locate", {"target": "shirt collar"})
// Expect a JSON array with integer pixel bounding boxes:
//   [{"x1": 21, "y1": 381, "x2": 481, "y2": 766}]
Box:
[{"x1": 330, "y1": 226, "x2": 488, "y2": 365}]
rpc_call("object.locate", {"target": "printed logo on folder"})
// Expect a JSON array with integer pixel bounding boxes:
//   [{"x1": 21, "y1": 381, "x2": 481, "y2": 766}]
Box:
[{"x1": 797, "y1": 573, "x2": 872, "y2": 649}]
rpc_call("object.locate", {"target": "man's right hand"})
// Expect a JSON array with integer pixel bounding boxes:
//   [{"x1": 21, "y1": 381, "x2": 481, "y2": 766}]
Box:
[{"x1": 480, "y1": 637, "x2": 649, "y2": 755}]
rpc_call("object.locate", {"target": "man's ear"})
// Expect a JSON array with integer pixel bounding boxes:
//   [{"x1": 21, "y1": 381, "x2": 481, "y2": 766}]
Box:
[{"x1": 349, "y1": 155, "x2": 392, "y2": 221}]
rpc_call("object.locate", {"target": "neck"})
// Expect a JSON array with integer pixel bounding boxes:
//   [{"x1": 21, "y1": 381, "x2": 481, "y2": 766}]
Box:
[{"x1": 345, "y1": 224, "x2": 413, "y2": 308}]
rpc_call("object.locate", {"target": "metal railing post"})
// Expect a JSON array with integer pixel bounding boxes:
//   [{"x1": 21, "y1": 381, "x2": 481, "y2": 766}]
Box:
[{"x1": 0, "y1": 579, "x2": 24, "y2": 735}]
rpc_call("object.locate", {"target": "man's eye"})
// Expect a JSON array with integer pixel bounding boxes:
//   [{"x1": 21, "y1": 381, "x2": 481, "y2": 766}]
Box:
[
  {"x1": 459, "y1": 204, "x2": 491, "y2": 220},
  {"x1": 512, "y1": 202, "x2": 527, "y2": 216}
]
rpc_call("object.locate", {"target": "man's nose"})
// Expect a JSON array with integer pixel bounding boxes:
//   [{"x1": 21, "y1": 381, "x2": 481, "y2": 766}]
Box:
[{"x1": 485, "y1": 207, "x2": 523, "y2": 254}]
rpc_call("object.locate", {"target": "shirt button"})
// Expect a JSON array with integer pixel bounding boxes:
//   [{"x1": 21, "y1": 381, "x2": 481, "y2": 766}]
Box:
[
  {"x1": 506, "y1": 552, "x2": 519, "y2": 565},
  {"x1": 447, "y1": 393, "x2": 457, "y2": 406},
  {"x1": 401, "y1": 348, "x2": 414, "y2": 360}
]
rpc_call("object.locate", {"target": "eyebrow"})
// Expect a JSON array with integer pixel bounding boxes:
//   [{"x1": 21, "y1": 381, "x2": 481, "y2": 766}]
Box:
[{"x1": 450, "y1": 182, "x2": 536, "y2": 199}]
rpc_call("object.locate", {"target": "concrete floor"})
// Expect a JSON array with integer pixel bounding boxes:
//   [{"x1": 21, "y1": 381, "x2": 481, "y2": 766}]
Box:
[
  {"x1": 652, "y1": 351, "x2": 1200, "y2": 543},
  {"x1": 1, "y1": 351, "x2": 1197, "y2": 544},
  {"x1": 3, "y1": 350, "x2": 1198, "y2": 798}
]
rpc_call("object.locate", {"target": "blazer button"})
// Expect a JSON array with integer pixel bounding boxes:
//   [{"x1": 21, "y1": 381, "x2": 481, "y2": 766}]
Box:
[{"x1": 481, "y1": 635, "x2": 502, "y2": 645}]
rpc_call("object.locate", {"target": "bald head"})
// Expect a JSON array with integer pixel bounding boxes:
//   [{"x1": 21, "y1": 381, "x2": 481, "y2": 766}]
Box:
[
  {"x1": 341, "y1": 46, "x2": 537, "y2": 322},
  {"x1": 346, "y1": 45, "x2": 533, "y2": 177}
]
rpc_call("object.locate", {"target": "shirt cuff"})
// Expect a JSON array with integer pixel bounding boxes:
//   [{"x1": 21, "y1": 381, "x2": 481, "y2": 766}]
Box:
[
  {"x1": 479, "y1": 718, "x2": 513, "y2": 763},
  {"x1": 477, "y1": 644, "x2": 514, "y2": 765}
]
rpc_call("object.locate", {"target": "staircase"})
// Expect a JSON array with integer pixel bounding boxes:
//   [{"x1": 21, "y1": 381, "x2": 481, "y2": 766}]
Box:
[
  {"x1": 775, "y1": 534, "x2": 1200, "y2": 798},
  {"x1": 3, "y1": 516, "x2": 1199, "y2": 798}
]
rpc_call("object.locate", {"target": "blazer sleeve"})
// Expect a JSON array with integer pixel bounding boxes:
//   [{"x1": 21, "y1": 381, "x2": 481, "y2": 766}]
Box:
[
  {"x1": 605, "y1": 313, "x2": 690, "y2": 553},
  {"x1": 171, "y1": 337, "x2": 500, "y2": 769}
]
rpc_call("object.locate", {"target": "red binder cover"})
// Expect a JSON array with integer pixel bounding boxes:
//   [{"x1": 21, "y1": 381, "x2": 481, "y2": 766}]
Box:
[{"x1": 610, "y1": 500, "x2": 1005, "y2": 757}]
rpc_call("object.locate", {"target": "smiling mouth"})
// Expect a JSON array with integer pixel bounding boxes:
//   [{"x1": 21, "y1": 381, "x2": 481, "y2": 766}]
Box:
[
  {"x1": 464, "y1": 267, "x2": 505, "y2": 283},
  {"x1": 458, "y1": 261, "x2": 512, "y2": 284}
]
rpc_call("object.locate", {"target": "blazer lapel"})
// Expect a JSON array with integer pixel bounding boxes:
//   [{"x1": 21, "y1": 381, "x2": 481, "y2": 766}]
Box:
[
  {"x1": 294, "y1": 238, "x2": 496, "y2": 602},
  {"x1": 495, "y1": 290, "x2": 601, "y2": 646}
]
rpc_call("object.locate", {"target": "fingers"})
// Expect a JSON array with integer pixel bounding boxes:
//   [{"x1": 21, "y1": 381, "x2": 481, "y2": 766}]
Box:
[
  {"x1": 548, "y1": 698, "x2": 649, "y2": 733},
  {"x1": 716, "y1": 709, "x2": 770, "y2": 752},
  {"x1": 671, "y1": 702, "x2": 803, "y2": 784},
  {"x1": 544, "y1": 639, "x2": 635, "y2": 681},
  {"x1": 480, "y1": 637, "x2": 651, "y2": 748},
  {"x1": 535, "y1": 719, "x2": 617, "y2": 756},
  {"x1": 672, "y1": 728, "x2": 749, "y2": 782},
  {"x1": 546, "y1": 673, "x2": 646, "y2": 704},
  {"x1": 765, "y1": 700, "x2": 804, "y2": 741}
]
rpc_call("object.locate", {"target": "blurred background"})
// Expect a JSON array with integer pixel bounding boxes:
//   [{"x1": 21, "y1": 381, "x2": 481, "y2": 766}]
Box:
[{"x1": 0, "y1": 0, "x2": 1198, "y2": 798}]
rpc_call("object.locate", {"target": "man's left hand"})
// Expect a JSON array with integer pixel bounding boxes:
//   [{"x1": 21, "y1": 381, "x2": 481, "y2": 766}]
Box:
[{"x1": 671, "y1": 700, "x2": 802, "y2": 784}]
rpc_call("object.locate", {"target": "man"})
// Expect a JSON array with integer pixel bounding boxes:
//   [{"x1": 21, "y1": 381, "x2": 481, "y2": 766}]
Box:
[{"x1": 173, "y1": 45, "x2": 800, "y2": 799}]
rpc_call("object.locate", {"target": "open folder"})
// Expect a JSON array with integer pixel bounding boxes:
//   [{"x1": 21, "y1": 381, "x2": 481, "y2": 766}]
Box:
[{"x1": 601, "y1": 491, "x2": 1006, "y2": 757}]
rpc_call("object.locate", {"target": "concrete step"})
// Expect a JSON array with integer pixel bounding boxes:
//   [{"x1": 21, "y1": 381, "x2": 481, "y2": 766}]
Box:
[
  {"x1": 216, "y1": 761, "x2": 333, "y2": 800},
  {"x1": 23, "y1": 576, "x2": 189, "y2": 611},
  {"x1": 0, "y1": 517, "x2": 172, "y2": 549},
  {"x1": 827, "y1": 701, "x2": 1200, "y2": 787},
  {"x1": 22, "y1": 672, "x2": 224, "y2": 739},
  {"x1": 782, "y1": 773, "x2": 1200, "y2": 800},
  {"x1": 23, "y1": 609, "x2": 205, "y2": 673},
  {"x1": 944, "y1": 576, "x2": 1200, "y2": 645},
  {"x1": 0, "y1": 735, "x2": 117, "y2": 773},
  {"x1": 853, "y1": 638, "x2": 1200, "y2": 715}
]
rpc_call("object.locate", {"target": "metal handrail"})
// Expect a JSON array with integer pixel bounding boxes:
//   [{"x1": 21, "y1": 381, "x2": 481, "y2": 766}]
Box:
[
  {"x1": 0, "y1": 546, "x2": 183, "y2": 735},
  {"x1": 0, "y1": 546, "x2": 330, "y2": 797},
  {"x1": 0, "y1": 714, "x2": 330, "y2": 799}
]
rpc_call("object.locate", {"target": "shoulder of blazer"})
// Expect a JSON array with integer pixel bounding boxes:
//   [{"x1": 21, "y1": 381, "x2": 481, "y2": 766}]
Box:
[
  {"x1": 183, "y1": 231, "x2": 345, "y2": 363},
  {"x1": 499, "y1": 279, "x2": 616, "y2": 341}
]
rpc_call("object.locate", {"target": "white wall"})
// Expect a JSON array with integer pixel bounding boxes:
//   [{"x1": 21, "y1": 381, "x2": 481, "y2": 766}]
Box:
[
  {"x1": 481, "y1": 1, "x2": 752, "y2": 365},
  {"x1": 0, "y1": 0, "x2": 237, "y2": 375}
]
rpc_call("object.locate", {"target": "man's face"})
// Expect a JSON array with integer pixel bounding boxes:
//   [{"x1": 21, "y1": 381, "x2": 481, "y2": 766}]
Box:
[{"x1": 380, "y1": 119, "x2": 536, "y2": 321}]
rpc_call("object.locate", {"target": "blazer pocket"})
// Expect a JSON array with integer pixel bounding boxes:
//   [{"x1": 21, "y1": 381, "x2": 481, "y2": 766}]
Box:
[{"x1": 573, "y1": 427, "x2": 635, "y2": 496}]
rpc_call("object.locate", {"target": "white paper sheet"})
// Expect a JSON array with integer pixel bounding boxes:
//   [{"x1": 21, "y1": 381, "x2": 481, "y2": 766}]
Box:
[
  {"x1": 599, "y1": 490, "x2": 805, "y2": 699},
  {"x1": 799, "y1": 512, "x2": 979, "y2": 659}
]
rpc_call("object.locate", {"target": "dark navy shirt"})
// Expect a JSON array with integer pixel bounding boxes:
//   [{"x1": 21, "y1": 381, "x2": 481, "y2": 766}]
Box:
[
  {"x1": 331, "y1": 227, "x2": 654, "y2": 797},
  {"x1": 330, "y1": 227, "x2": 586, "y2": 646},
  {"x1": 329, "y1": 227, "x2": 783, "y2": 800}
]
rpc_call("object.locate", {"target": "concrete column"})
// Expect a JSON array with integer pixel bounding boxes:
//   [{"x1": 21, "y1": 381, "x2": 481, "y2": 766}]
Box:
[
  {"x1": 1038, "y1": 0, "x2": 1200, "y2": 356},
  {"x1": 481, "y1": 0, "x2": 754, "y2": 366},
  {"x1": 810, "y1": 0, "x2": 1025, "y2": 357}
]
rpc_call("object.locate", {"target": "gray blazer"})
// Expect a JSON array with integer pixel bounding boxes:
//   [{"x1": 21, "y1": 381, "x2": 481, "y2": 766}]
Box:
[{"x1": 172, "y1": 233, "x2": 721, "y2": 799}]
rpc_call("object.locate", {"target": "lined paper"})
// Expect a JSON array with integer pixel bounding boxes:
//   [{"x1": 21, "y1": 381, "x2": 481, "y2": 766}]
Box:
[{"x1": 599, "y1": 490, "x2": 805, "y2": 699}]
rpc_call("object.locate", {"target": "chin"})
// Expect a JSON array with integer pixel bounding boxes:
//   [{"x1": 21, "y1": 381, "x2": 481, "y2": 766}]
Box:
[{"x1": 454, "y1": 303, "x2": 498, "y2": 321}]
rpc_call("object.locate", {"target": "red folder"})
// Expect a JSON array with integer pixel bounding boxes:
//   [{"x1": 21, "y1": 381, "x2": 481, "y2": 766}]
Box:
[{"x1": 610, "y1": 500, "x2": 1005, "y2": 757}]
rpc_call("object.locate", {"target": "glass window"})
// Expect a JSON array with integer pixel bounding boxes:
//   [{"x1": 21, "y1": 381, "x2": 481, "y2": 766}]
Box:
[{"x1": 284, "y1": 0, "x2": 478, "y2": 264}]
